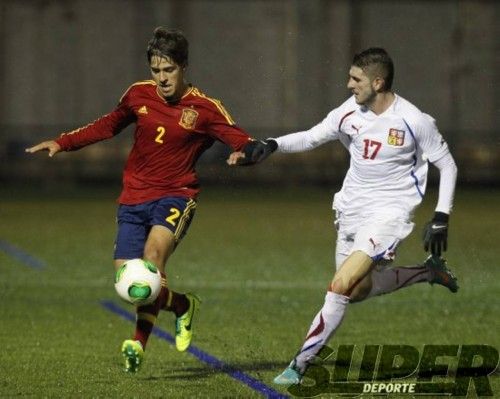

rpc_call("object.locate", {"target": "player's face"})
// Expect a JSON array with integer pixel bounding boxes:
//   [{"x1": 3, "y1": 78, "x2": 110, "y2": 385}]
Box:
[
  {"x1": 347, "y1": 66, "x2": 377, "y2": 106},
  {"x1": 150, "y1": 55, "x2": 187, "y2": 100}
]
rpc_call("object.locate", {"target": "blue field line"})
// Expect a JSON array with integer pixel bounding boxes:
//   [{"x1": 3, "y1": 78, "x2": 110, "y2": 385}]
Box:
[
  {"x1": 0, "y1": 239, "x2": 46, "y2": 269},
  {"x1": 100, "y1": 300, "x2": 289, "y2": 399}
]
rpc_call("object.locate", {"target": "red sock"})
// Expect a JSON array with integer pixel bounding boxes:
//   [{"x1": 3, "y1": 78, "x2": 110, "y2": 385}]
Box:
[
  {"x1": 161, "y1": 287, "x2": 189, "y2": 317},
  {"x1": 133, "y1": 272, "x2": 191, "y2": 348},
  {"x1": 133, "y1": 272, "x2": 168, "y2": 349}
]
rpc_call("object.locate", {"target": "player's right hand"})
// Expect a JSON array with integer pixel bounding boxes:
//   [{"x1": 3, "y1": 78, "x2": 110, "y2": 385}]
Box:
[
  {"x1": 233, "y1": 139, "x2": 278, "y2": 165},
  {"x1": 25, "y1": 141, "x2": 61, "y2": 157}
]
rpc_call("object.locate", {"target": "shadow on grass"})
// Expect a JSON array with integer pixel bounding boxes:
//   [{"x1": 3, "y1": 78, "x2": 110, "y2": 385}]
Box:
[
  {"x1": 140, "y1": 356, "x2": 500, "y2": 382},
  {"x1": 138, "y1": 361, "x2": 287, "y2": 381}
]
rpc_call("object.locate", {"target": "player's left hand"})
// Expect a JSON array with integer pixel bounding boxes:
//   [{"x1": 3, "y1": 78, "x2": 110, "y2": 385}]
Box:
[{"x1": 423, "y1": 212, "x2": 449, "y2": 256}]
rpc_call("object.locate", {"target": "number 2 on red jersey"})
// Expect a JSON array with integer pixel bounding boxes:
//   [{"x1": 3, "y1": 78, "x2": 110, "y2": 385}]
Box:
[{"x1": 155, "y1": 126, "x2": 166, "y2": 144}]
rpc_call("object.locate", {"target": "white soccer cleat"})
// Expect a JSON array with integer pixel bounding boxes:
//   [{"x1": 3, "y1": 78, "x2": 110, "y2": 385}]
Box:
[{"x1": 273, "y1": 361, "x2": 303, "y2": 385}]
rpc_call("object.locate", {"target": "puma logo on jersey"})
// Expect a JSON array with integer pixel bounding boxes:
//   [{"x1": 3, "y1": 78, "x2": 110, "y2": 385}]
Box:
[
  {"x1": 138, "y1": 105, "x2": 148, "y2": 114},
  {"x1": 369, "y1": 238, "x2": 379, "y2": 250},
  {"x1": 352, "y1": 124, "x2": 362, "y2": 134}
]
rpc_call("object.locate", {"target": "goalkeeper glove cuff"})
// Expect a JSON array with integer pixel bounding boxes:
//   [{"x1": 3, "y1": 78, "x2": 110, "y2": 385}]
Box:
[{"x1": 432, "y1": 211, "x2": 449, "y2": 223}]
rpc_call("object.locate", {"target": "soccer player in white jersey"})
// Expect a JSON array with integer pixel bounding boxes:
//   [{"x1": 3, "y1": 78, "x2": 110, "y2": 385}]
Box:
[{"x1": 229, "y1": 48, "x2": 458, "y2": 385}]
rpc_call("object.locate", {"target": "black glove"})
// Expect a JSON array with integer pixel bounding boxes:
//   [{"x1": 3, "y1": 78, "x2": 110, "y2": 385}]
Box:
[
  {"x1": 423, "y1": 212, "x2": 449, "y2": 256},
  {"x1": 239, "y1": 139, "x2": 277, "y2": 165}
]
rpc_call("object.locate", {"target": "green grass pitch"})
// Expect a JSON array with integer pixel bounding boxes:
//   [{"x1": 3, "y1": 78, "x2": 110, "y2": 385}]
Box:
[{"x1": 0, "y1": 186, "x2": 498, "y2": 397}]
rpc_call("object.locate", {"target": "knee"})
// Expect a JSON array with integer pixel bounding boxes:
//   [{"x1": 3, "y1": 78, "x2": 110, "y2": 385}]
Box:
[
  {"x1": 143, "y1": 246, "x2": 164, "y2": 269},
  {"x1": 143, "y1": 227, "x2": 176, "y2": 270},
  {"x1": 329, "y1": 278, "x2": 350, "y2": 296},
  {"x1": 144, "y1": 244, "x2": 175, "y2": 273},
  {"x1": 329, "y1": 273, "x2": 372, "y2": 300}
]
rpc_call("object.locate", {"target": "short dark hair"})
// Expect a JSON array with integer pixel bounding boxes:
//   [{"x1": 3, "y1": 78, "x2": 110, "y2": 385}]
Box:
[
  {"x1": 147, "y1": 27, "x2": 189, "y2": 67},
  {"x1": 352, "y1": 48, "x2": 394, "y2": 90}
]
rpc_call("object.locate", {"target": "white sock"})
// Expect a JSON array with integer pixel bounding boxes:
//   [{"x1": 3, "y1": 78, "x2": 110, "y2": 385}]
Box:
[
  {"x1": 367, "y1": 265, "x2": 430, "y2": 298},
  {"x1": 294, "y1": 291, "x2": 349, "y2": 372}
]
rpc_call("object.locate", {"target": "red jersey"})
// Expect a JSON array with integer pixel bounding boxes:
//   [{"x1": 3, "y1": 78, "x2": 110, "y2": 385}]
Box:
[{"x1": 56, "y1": 81, "x2": 252, "y2": 204}]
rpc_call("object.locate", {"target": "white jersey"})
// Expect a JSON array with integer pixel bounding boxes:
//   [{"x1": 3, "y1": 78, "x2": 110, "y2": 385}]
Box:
[{"x1": 275, "y1": 94, "x2": 452, "y2": 221}]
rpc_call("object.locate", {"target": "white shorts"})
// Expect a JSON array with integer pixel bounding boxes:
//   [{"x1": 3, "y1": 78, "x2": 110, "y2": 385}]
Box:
[{"x1": 334, "y1": 214, "x2": 414, "y2": 269}]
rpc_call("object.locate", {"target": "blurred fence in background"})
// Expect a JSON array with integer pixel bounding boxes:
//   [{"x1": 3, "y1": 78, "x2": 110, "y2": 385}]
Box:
[{"x1": 0, "y1": 0, "x2": 498, "y2": 187}]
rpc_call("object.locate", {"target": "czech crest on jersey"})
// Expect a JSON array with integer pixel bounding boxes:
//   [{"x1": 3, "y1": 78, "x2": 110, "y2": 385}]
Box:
[
  {"x1": 387, "y1": 128, "x2": 405, "y2": 146},
  {"x1": 179, "y1": 108, "x2": 199, "y2": 130}
]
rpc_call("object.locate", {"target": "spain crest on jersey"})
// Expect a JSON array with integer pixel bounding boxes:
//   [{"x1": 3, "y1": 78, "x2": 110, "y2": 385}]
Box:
[
  {"x1": 387, "y1": 128, "x2": 405, "y2": 146},
  {"x1": 179, "y1": 108, "x2": 199, "y2": 130}
]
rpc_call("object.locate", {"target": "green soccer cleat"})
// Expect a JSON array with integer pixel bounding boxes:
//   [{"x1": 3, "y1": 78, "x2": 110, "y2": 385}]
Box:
[
  {"x1": 121, "y1": 339, "x2": 144, "y2": 373},
  {"x1": 425, "y1": 255, "x2": 459, "y2": 293},
  {"x1": 273, "y1": 361, "x2": 303, "y2": 385},
  {"x1": 175, "y1": 293, "x2": 200, "y2": 352}
]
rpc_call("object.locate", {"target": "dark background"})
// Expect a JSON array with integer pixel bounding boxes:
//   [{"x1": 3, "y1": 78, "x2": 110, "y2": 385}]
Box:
[{"x1": 0, "y1": 0, "x2": 498, "y2": 189}]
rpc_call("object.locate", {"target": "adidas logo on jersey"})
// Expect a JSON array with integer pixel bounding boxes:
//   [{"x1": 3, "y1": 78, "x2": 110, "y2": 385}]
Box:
[{"x1": 138, "y1": 105, "x2": 148, "y2": 114}]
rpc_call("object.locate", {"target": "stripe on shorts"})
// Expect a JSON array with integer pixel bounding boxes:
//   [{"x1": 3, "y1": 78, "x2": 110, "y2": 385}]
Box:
[{"x1": 174, "y1": 199, "x2": 196, "y2": 241}]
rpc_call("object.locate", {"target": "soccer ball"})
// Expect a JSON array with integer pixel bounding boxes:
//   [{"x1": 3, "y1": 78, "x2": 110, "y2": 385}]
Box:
[{"x1": 114, "y1": 259, "x2": 161, "y2": 305}]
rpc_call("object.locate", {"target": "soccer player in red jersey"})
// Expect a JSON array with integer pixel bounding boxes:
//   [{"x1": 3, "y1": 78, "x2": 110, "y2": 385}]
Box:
[{"x1": 26, "y1": 27, "x2": 257, "y2": 372}]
